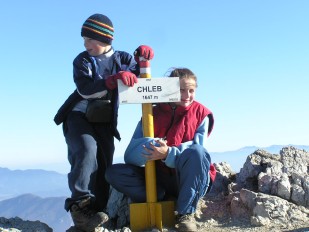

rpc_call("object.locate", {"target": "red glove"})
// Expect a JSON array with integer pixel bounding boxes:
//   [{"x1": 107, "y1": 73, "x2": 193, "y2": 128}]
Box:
[
  {"x1": 134, "y1": 45, "x2": 154, "y2": 63},
  {"x1": 105, "y1": 71, "x2": 138, "y2": 90}
]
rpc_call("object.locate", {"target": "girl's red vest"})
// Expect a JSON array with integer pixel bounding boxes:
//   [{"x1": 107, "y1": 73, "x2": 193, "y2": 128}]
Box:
[{"x1": 153, "y1": 102, "x2": 216, "y2": 182}]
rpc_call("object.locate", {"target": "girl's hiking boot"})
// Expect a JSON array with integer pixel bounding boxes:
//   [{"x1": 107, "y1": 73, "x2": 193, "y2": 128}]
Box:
[
  {"x1": 176, "y1": 213, "x2": 197, "y2": 232},
  {"x1": 69, "y1": 197, "x2": 109, "y2": 232}
]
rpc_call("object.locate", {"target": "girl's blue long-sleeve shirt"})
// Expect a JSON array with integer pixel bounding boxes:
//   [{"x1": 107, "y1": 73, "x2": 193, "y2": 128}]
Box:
[{"x1": 124, "y1": 117, "x2": 209, "y2": 168}]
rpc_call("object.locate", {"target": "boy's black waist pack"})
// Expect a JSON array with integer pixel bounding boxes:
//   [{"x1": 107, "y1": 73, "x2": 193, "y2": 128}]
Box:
[{"x1": 85, "y1": 99, "x2": 113, "y2": 123}]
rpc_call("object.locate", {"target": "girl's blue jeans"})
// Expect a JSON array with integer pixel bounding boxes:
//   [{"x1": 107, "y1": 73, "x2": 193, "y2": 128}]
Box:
[{"x1": 105, "y1": 144, "x2": 211, "y2": 214}]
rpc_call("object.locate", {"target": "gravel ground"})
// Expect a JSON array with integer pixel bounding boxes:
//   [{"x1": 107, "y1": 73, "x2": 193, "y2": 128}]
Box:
[
  {"x1": 148, "y1": 195, "x2": 309, "y2": 232},
  {"x1": 193, "y1": 195, "x2": 309, "y2": 232},
  {"x1": 92, "y1": 195, "x2": 308, "y2": 232}
]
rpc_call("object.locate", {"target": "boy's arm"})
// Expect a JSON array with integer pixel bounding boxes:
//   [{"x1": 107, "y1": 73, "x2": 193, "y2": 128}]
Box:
[
  {"x1": 73, "y1": 46, "x2": 153, "y2": 98},
  {"x1": 73, "y1": 54, "x2": 109, "y2": 99},
  {"x1": 118, "y1": 51, "x2": 139, "y2": 76}
]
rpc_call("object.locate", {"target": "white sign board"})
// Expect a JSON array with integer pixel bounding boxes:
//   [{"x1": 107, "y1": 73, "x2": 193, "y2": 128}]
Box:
[{"x1": 118, "y1": 77, "x2": 180, "y2": 104}]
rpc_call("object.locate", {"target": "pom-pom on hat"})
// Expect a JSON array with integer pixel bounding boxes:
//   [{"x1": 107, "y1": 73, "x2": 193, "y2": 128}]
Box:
[{"x1": 81, "y1": 14, "x2": 114, "y2": 45}]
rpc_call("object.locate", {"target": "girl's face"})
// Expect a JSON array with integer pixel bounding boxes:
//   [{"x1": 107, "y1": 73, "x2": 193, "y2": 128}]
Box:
[
  {"x1": 176, "y1": 78, "x2": 196, "y2": 107},
  {"x1": 83, "y1": 37, "x2": 110, "y2": 56}
]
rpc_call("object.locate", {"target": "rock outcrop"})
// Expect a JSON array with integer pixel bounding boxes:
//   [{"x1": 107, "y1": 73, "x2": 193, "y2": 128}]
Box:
[
  {"x1": 0, "y1": 217, "x2": 52, "y2": 232},
  {"x1": 211, "y1": 146, "x2": 309, "y2": 231}
]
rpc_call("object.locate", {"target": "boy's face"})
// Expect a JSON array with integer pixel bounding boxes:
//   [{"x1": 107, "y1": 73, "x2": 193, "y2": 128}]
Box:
[
  {"x1": 83, "y1": 37, "x2": 110, "y2": 56},
  {"x1": 176, "y1": 78, "x2": 196, "y2": 107}
]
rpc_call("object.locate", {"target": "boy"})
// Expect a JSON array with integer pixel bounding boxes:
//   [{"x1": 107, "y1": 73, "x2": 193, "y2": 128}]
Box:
[{"x1": 54, "y1": 13, "x2": 153, "y2": 231}]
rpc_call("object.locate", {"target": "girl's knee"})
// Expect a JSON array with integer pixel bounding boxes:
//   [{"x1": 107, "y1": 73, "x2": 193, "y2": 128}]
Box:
[
  {"x1": 182, "y1": 144, "x2": 205, "y2": 160},
  {"x1": 176, "y1": 145, "x2": 211, "y2": 171}
]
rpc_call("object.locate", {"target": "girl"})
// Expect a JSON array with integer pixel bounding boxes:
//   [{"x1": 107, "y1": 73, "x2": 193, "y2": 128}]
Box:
[{"x1": 106, "y1": 68, "x2": 215, "y2": 232}]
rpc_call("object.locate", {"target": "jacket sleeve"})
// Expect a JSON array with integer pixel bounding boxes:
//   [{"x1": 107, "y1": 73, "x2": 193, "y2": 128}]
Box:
[
  {"x1": 72, "y1": 51, "x2": 139, "y2": 99},
  {"x1": 72, "y1": 53, "x2": 109, "y2": 99},
  {"x1": 53, "y1": 90, "x2": 82, "y2": 125},
  {"x1": 118, "y1": 51, "x2": 139, "y2": 76},
  {"x1": 164, "y1": 116, "x2": 209, "y2": 168},
  {"x1": 124, "y1": 120, "x2": 161, "y2": 166}
]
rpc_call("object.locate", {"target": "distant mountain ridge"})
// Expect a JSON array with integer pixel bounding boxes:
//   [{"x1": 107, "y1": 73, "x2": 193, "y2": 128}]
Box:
[
  {"x1": 1, "y1": 145, "x2": 308, "y2": 200},
  {"x1": 0, "y1": 167, "x2": 69, "y2": 201}
]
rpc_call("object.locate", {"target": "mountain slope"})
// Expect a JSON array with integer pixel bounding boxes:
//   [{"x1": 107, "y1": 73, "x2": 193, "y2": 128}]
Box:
[{"x1": 0, "y1": 194, "x2": 72, "y2": 232}]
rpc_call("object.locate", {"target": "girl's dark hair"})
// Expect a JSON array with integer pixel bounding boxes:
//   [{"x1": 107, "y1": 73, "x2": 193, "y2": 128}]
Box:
[{"x1": 166, "y1": 67, "x2": 198, "y2": 87}]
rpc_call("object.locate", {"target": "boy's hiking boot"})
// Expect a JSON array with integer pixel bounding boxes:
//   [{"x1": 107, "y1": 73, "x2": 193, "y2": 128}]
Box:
[
  {"x1": 176, "y1": 213, "x2": 197, "y2": 232},
  {"x1": 69, "y1": 197, "x2": 109, "y2": 232}
]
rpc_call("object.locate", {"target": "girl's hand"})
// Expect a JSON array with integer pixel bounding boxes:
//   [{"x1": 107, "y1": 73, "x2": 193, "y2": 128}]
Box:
[{"x1": 142, "y1": 139, "x2": 168, "y2": 161}]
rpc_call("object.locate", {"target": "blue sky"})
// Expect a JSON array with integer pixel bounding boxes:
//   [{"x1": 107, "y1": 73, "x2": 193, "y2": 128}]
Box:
[{"x1": 1, "y1": 0, "x2": 308, "y2": 173}]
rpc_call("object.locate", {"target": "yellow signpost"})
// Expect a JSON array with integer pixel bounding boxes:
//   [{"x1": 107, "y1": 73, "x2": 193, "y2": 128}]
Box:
[{"x1": 129, "y1": 57, "x2": 175, "y2": 231}]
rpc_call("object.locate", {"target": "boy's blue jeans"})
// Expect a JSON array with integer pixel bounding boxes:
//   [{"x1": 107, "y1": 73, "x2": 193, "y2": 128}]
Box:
[
  {"x1": 63, "y1": 111, "x2": 115, "y2": 211},
  {"x1": 105, "y1": 144, "x2": 211, "y2": 215}
]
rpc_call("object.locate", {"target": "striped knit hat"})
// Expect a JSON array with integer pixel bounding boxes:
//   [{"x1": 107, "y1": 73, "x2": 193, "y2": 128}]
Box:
[{"x1": 81, "y1": 14, "x2": 114, "y2": 45}]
